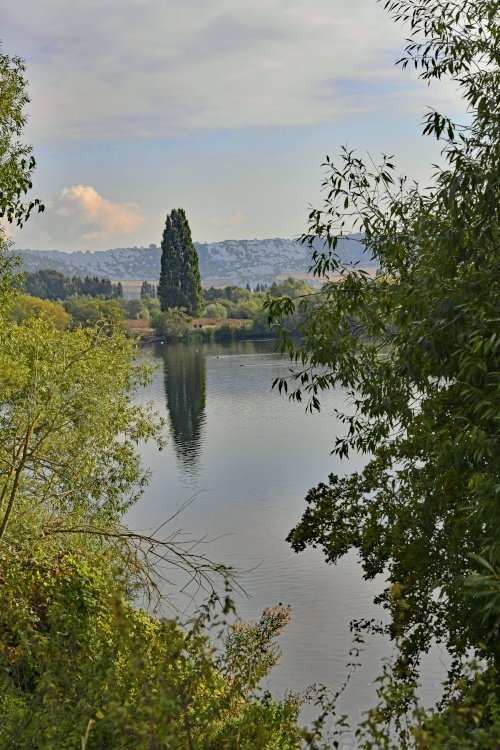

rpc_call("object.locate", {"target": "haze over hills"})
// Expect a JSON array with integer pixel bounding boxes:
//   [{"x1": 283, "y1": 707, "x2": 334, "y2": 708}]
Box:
[{"x1": 12, "y1": 234, "x2": 375, "y2": 287}]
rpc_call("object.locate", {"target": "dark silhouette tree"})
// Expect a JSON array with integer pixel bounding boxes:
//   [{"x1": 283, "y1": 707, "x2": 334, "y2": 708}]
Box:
[
  {"x1": 23, "y1": 269, "x2": 121, "y2": 300},
  {"x1": 158, "y1": 208, "x2": 203, "y2": 316}
]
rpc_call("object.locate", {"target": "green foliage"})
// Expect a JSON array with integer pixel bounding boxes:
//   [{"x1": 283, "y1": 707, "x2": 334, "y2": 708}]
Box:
[
  {"x1": 205, "y1": 301, "x2": 228, "y2": 319},
  {"x1": 410, "y1": 668, "x2": 500, "y2": 749},
  {"x1": 158, "y1": 208, "x2": 204, "y2": 316},
  {"x1": 201, "y1": 279, "x2": 311, "y2": 333},
  {"x1": 137, "y1": 307, "x2": 151, "y2": 321},
  {"x1": 266, "y1": 277, "x2": 314, "y2": 334},
  {"x1": 8, "y1": 293, "x2": 70, "y2": 330},
  {"x1": 121, "y1": 294, "x2": 160, "y2": 323},
  {"x1": 141, "y1": 294, "x2": 161, "y2": 314},
  {"x1": 122, "y1": 297, "x2": 144, "y2": 319},
  {"x1": 0, "y1": 308, "x2": 304, "y2": 747},
  {"x1": 0, "y1": 542, "x2": 302, "y2": 750},
  {"x1": 267, "y1": 0, "x2": 499, "y2": 743},
  {"x1": 224, "y1": 606, "x2": 292, "y2": 695},
  {"x1": 23, "y1": 269, "x2": 122, "y2": 301},
  {"x1": 0, "y1": 317, "x2": 161, "y2": 540},
  {"x1": 23, "y1": 268, "x2": 74, "y2": 299},
  {"x1": 268, "y1": 277, "x2": 312, "y2": 300},
  {"x1": 152, "y1": 306, "x2": 193, "y2": 339},
  {"x1": 204, "y1": 285, "x2": 241, "y2": 302},
  {"x1": 0, "y1": 250, "x2": 20, "y2": 313},
  {"x1": 0, "y1": 49, "x2": 43, "y2": 234},
  {"x1": 63, "y1": 295, "x2": 124, "y2": 328},
  {"x1": 0, "y1": 47, "x2": 43, "y2": 308},
  {"x1": 355, "y1": 663, "x2": 500, "y2": 749}
]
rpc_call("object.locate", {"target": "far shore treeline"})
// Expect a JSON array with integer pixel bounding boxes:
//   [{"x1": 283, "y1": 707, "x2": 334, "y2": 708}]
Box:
[{"x1": 15, "y1": 263, "x2": 313, "y2": 341}]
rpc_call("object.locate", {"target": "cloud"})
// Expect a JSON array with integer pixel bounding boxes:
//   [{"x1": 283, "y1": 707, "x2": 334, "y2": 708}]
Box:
[
  {"x1": 51, "y1": 185, "x2": 144, "y2": 241},
  {"x1": 2, "y1": 0, "x2": 441, "y2": 142},
  {"x1": 9, "y1": 185, "x2": 146, "y2": 250},
  {"x1": 208, "y1": 210, "x2": 246, "y2": 227}
]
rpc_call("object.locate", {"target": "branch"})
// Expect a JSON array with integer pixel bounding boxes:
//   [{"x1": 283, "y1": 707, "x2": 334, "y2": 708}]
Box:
[{"x1": 42, "y1": 520, "x2": 246, "y2": 611}]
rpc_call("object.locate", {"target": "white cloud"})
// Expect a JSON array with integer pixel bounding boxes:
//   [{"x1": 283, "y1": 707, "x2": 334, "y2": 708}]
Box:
[
  {"x1": 51, "y1": 185, "x2": 144, "y2": 240},
  {"x1": 10, "y1": 186, "x2": 146, "y2": 249},
  {"x1": 1, "y1": 0, "x2": 437, "y2": 142}
]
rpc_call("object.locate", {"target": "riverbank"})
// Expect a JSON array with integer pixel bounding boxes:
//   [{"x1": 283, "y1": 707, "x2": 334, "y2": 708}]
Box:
[{"x1": 125, "y1": 317, "x2": 279, "y2": 344}]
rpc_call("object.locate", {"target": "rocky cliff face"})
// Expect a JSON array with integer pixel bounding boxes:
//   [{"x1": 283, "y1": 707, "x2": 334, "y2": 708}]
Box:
[{"x1": 12, "y1": 234, "x2": 375, "y2": 285}]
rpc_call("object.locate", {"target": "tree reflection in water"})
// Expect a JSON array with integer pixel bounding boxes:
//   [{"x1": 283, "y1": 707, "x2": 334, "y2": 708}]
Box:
[{"x1": 161, "y1": 343, "x2": 206, "y2": 477}]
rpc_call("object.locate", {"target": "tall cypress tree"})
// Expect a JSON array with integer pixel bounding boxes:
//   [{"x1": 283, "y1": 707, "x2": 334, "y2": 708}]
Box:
[{"x1": 157, "y1": 208, "x2": 204, "y2": 316}]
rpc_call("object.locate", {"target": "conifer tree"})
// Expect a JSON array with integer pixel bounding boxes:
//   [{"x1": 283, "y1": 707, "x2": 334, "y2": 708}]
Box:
[
  {"x1": 140, "y1": 280, "x2": 155, "y2": 298},
  {"x1": 157, "y1": 208, "x2": 203, "y2": 316}
]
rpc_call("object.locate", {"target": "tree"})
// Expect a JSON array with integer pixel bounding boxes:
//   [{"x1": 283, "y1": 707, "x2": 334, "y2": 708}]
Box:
[
  {"x1": 158, "y1": 208, "x2": 204, "y2": 316},
  {"x1": 0, "y1": 49, "x2": 43, "y2": 233},
  {"x1": 140, "y1": 279, "x2": 156, "y2": 298},
  {"x1": 8, "y1": 293, "x2": 70, "y2": 330},
  {"x1": 0, "y1": 48, "x2": 43, "y2": 307},
  {"x1": 0, "y1": 305, "x2": 304, "y2": 750},
  {"x1": 267, "y1": 0, "x2": 499, "y2": 744},
  {"x1": 152, "y1": 306, "x2": 192, "y2": 340},
  {"x1": 0, "y1": 317, "x2": 163, "y2": 541},
  {"x1": 123, "y1": 297, "x2": 143, "y2": 319},
  {"x1": 63, "y1": 296, "x2": 124, "y2": 328},
  {"x1": 23, "y1": 269, "x2": 73, "y2": 300},
  {"x1": 205, "y1": 301, "x2": 228, "y2": 319},
  {"x1": 80, "y1": 274, "x2": 113, "y2": 297},
  {"x1": 22, "y1": 269, "x2": 122, "y2": 301}
]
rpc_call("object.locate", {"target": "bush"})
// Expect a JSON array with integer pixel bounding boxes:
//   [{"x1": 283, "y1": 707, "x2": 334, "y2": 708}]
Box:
[
  {"x1": 64, "y1": 296, "x2": 124, "y2": 329},
  {"x1": 205, "y1": 302, "x2": 228, "y2": 319},
  {"x1": 8, "y1": 294, "x2": 70, "y2": 330},
  {"x1": 151, "y1": 306, "x2": 192, "y2": 339},
  {"x1": 0, "y1": 542, "x2": 302, "y2": 750}
]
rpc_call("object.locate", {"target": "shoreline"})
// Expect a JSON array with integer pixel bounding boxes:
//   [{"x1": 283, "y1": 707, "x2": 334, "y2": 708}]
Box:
[{"x1": 133, "y1": 330, "x2": 280, "y2": 346}]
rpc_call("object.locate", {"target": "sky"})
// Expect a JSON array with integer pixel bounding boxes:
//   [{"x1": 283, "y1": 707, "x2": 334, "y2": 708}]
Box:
[{"x1": 2, "y1": 0, "x2": 464, "y2": 251}]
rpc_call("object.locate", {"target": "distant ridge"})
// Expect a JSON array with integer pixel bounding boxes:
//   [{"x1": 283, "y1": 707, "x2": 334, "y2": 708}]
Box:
[{"x1": 12, "y1": 234, "x2": 375, "y2": 286}]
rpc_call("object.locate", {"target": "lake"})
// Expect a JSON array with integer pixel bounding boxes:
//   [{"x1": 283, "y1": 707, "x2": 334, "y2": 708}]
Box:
[{"x1": 126, "y1": 338, "x2": 444, "y2": 731}]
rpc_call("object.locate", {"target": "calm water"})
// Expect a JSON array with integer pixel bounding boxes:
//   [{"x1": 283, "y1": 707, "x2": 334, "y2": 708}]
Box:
[{"x1": 127, "y1": 339, "x2": 444, "y2": 728}]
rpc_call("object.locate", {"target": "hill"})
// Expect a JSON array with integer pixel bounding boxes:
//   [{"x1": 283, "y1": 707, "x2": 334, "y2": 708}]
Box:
[{"x1": 12, "y1": 234, "x2": 375, "y2": 287}]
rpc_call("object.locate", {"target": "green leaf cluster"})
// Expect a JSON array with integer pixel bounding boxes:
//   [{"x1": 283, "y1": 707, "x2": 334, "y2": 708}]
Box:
[
  {"x1": 0, "y1": 50, "x2": 43, "y2": 233},
  {"x1": 0, "y1": 316, "x2": 161, "y2": 540},
  {"x1": 0, "y1": 541, "x2": 302, "y2": 750},
  {"x1": 152, "y1": 305, "x2": 193, "y2": 339}
]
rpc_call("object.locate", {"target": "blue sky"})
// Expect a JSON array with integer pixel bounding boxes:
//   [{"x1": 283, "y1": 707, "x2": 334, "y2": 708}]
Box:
[{"x1": 2, "y1": 0, "x2": 463, "y2": 251}]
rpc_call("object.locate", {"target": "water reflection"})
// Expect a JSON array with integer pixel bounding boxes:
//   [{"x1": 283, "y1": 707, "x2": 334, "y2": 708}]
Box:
[
  {"x1": 160, "y1": 343, "x2": 206, "y2": 477},
  {"x1": 130, "y1": 340, "x2": 445, "y2": 724}
]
